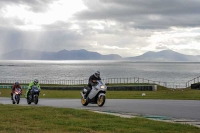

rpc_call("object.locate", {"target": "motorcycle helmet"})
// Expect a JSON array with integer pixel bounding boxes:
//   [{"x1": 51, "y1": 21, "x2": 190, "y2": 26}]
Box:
[
  {"x1": 15, "y1": 82, "x2": 19, "y2": 85},
  {"x1": 34, "y1": 79, "x2": 39, "y2": 85},
  {"x1": 94, "y1": 71, "x2": 100, "y2": 78}
]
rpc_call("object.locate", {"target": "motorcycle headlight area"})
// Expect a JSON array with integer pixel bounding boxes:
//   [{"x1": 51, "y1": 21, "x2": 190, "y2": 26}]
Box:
[{"x1": 100, "y1": 86, "x2": 105, "y2": 89}]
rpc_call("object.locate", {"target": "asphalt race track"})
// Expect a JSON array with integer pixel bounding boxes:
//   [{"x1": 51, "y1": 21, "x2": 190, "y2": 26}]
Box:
[{"x1": 1, "y1": 97, "x2": 200, "y2": 121}]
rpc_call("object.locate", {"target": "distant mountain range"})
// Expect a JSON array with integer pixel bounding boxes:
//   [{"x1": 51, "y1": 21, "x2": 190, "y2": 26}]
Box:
[
  {"x1": 126, "y1": 50, "x2": 200, "y2": 61},
  {"x1": 0, "y1": 49, "x2": 122, "y2": 60},
  {"x1": 0, "y1": 49, "x2": 200, "y2": 61}
]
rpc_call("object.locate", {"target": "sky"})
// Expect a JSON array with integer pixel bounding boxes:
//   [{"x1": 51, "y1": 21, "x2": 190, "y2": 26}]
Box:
[{"x1": 0, "y1": 0, "x2": 200, "y2": 57}]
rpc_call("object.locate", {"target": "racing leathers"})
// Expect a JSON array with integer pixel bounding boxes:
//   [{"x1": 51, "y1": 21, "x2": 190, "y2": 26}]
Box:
[{"x1": 85, "y1": 74, "x2": 101, "y2": 98}]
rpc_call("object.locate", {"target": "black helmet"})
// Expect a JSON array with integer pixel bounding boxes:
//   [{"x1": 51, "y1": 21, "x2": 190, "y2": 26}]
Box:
[
  {"x1": 15, "y1": 82, "x2": 19, "y2": 85},
  {"x1": 94, "y1": 71, "x2": 100, "y2": 78}
]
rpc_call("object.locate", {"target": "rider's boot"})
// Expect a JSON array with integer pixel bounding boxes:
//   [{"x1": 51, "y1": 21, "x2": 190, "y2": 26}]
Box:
[
  {"x1": 85, "y1": 89, "x2": 91, "y2": 99},
  {"x1": 84, "y1": 94, "x2": 87, "y2": 99},
  {"x1": 11, "y1": 93, "x2": 13, "y2": 100}
]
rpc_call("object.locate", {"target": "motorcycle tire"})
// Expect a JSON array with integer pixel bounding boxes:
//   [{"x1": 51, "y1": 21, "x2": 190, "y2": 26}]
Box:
[
  {"x1": 81, "y1": 97, "x2": 88, "y2": 106},
  {"x1": 27, "y1": 100, "x2": 31, "y2": 104},
  {"x1": 12, "y1": 100, "x2": 15, "y2": 104},
  {"x1": 16, "y1": 95, "x2": 20, "y2": 104},
  {"x1": 34, "y1": 95, "x2": 38, "y2": 104},
  {"x1": 97, "y1": 95, "x2": 106, "y2": 107}
]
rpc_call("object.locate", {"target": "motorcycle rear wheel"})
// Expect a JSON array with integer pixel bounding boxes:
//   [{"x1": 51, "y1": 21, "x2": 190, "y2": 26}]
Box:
[
  {"x1": 97, "y1": 95, "x2": 105, "y2": 107},
  {"x1": 81, "y1": 97, "x2": 88, "y2": 106}
]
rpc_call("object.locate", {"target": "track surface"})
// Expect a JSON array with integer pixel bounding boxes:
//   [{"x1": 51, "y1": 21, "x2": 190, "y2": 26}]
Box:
[{"x1": 1, "y1": 98, "x2": 200, "y2": 121}]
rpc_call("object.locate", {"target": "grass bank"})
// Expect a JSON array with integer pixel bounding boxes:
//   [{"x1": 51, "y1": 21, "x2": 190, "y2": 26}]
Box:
[
  {"x1": 0, "y1": 104, "x2": 199, "y2": 133},
  {"x1": 1, "y1": 88, "x2": 200, "y2": 100},
  {"x1": 0, "y1": 84, "x2": 200, "y2": 100}
]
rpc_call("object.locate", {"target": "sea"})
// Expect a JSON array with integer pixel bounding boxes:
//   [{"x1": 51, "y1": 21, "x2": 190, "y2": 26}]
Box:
[{"x1": 0, "y1": 60, "x2": 200, "y2": 88}]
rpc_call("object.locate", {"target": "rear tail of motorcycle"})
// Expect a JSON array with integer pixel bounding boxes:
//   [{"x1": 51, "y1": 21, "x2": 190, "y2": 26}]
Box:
[{"x1": 80, "y1": 88, "x2": 88, "y2": 106}]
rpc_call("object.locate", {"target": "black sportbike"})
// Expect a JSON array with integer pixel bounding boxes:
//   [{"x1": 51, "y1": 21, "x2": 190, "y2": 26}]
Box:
[{"x1": 27, "y1": 86, "x2": 40, "y2": 105}]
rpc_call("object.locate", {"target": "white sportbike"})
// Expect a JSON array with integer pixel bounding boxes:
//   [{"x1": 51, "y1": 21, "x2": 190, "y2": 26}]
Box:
[{"x1": 80, "y1": 80, "x2": 107, "y2": 107}]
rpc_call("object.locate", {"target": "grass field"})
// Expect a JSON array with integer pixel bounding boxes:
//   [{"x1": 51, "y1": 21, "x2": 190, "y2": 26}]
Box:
[
  {"x1": 0, "y1": 104, "x2": 199, "y2": 133},
  {"x1": 1, "y1": 84, "x2": 200, "y2": 132}
]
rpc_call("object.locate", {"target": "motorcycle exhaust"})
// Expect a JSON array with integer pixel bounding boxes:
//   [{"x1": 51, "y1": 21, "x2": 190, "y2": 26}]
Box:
[{"x1": 80, "y1": 92, "x2": 85, "y2": 99}]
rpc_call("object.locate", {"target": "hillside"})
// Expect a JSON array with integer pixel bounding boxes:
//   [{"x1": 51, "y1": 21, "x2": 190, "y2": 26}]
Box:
[
  {"x1": 126, "y1": 50, "x2": 200, "y2": 61},
  {"x1": 0, "y1": 49, "x2": 122, "y2": 60}
]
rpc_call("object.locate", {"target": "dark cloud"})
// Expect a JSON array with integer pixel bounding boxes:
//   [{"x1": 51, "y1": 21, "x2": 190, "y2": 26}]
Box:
[
  {"x1": 75, "y1": 0, "x2": 200, "y2": 29},
  {"x1": 0, "y1": 0, "x2": 56, "y2": 13},
  {"x1": 42, "y1": 21, "x2": 72, "y2": 31}
]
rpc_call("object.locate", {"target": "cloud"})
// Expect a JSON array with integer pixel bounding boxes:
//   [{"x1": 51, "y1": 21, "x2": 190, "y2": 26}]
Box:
[
  {"x1": 76, "y1": 0, "x2": 200, "y2": 29},
  {"x1": 103, "y1": 45, "x2": 129, "y2": 50},
  {"x1": 0, "y1": 0, "x2": 55, "y2": 13},
  {"x1": 0, "y1": 0, "x2": 200, "y2": 57},
  {"x1": 147, "y1": 27, "x2": 200, "y2": 53},
  {"x1": 155, "y1": 45, "x2": 170, "y2": 50}
]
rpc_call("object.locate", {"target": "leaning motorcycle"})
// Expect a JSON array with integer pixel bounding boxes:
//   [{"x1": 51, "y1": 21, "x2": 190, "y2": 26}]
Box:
[
  {"x1": 27, "y1": 86, "x2": 40, "y2": 105},
  {"x1": 12, "y1": 88, "x2": 22, "y2": 104},
  {"x1": 80, "y1": 80, "x2": 107, "y2": 107}
]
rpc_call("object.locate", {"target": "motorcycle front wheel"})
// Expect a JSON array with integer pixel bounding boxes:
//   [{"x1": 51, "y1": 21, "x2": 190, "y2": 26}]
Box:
[
  {"x1": 97, "y1": 95, "x2": 106, "y2": 107},
  {"x1": 34, "y1": 95, "x2": 38, "y2": 104},
  {"x1": 81, "y1": 97, "x2": 88, "y2": 106},
  {"x1": 16, "y1": 95, "x2": 20, "y2": 104},
  {"x1": 27, "y1": 95, "x2": 32, "y2": 104}
]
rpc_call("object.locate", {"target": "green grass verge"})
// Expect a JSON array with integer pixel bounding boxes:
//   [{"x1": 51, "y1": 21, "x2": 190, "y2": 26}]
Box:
[
  {"x1": 107, "y1": 88, "x2": 200, "y2": 100},
  {"x1": 1, "y1": 87, "x2": 200, "y2": 100},
  {"x1": 0, "y1": 104, "x2": 199, "y2": 133}
]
